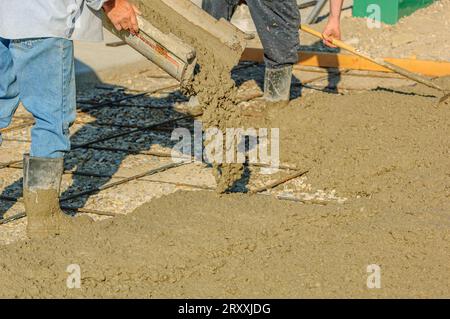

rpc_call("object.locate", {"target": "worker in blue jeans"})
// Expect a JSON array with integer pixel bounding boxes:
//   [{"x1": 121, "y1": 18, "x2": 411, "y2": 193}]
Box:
[
  {"x1": 203, "y1": 0, "x2": 344, "y2": 103},
  {"x1": 0, "y1": 0, "x2": 139, "y2": 238}
]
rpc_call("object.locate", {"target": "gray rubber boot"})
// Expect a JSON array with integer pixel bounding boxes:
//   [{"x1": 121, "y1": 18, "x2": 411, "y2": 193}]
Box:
[
  {"x1": 264, "y1": 65, "x2": 293, "y2": 104},
  {"x1": 23, "y1": 154, "x2": 85, "y2": 239}
]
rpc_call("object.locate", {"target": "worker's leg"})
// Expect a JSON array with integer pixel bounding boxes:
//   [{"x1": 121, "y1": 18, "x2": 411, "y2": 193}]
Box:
[
  {"x1": 247, "y1": 0, "x2": 300, "y2": 102},
  {"x1": 10, "y1": 37, "x2": 76, "y2": 159},
  {"x1": 202, "y1": 0, "x2": 240, "y2": 20},
  {"x1": 0, "y1": 38, "x2": 21, "y2": 146},
  {"x1": 247, "y1": 0, "x2": 300, "y2": 68},
  {"x1": 9, "y1": 37, "x2": 81, "y2": 239}
]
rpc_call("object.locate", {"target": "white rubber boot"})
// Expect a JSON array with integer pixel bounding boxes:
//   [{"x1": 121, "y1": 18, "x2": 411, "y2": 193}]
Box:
[{"x1": 264, "y1": 65, "x2": 293, "y2": 105}]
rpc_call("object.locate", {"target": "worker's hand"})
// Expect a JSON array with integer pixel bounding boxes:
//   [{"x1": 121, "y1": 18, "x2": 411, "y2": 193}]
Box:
[
  {"x1": 103, "y1": 0, "x2": 141, "y2": 35},
  {"x1": 322, "y1": 19, "x2": 341, "y2": 48}
]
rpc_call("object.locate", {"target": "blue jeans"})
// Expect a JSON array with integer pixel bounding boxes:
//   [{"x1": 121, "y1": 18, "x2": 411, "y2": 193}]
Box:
[{"x1": 0, "y1": 37, "x2": 76, "y2": 158}]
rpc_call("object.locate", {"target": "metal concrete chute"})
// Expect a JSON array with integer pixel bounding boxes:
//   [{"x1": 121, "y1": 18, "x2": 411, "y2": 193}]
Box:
[
  {"x1": 102, "y1": 14, "x2": 197, "y2": 86},
  {"x1": 102, "y1": 0, "x2": 247, "y2": 86},
  {"x1": 160, "y1": 0, "x2": 247, "y2": 51}
]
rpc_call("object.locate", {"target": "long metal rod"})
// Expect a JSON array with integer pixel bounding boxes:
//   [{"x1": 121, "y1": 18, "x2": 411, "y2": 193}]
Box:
[
  {"x1": 0, "y1": 166, "x2": 215, "y2": 194},
  {"x1": 305, "y1": 0, "x2": 328, "y2": 24},
  {"x1": 0, "y1": 198, "x2": 117, "y2": 227},
  {"x1": 0, "y1": 159, "x2": 22, "y2": 170},
  {"x1": 103, "y1": 103, "x2": 175, "y2": 109},
  {"x1": 294, "y1": 66, "x2": 406, "y2": 79},
  {"x1": 61, "y1": 161, "x2": 188, "y2": 202},
  {"x1": 0, "y1": 212, "x2": 26, "y2": 225},
  {"x1": 298, "y1": 0, "x2": 318, "y2": 10},
  {"x1": 2, "y1": 152, "x2": 301, "y2": 175},
  {"x1": 78, "y1": 92, "x2": 148, "y2": 110},
  {"x1": 74, "y1": 120, "x2": 179, "y2": 132},
  {"x1": 78, "y1": 84, "x2": 179, "y2": 112},
  {"x1": 0, "y1": 194, "x2": 117, "y2": 215},
  {"x1": 249, "y1": 169, "x2": 309, "y2": 194},
  {"x1": 0, "y1": 210, "x2": 116, "y2": 226},
  {"x1": 258, "y1": 192, "x2": 329, "y2": 205},
  {"x1": 0, "y1": 121, "x2": 34, "y2": 134},
  {"x1": 73, "y1": 113, "x2": 201, "y2": 150}
]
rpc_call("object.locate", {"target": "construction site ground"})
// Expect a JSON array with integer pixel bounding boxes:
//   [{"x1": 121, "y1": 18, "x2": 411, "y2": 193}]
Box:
[{"x1": 0, "y1": 0, "x2": 449, "y2": 298}]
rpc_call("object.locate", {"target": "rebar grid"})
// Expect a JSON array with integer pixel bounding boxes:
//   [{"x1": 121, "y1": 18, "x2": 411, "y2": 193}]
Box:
[{"x1": 0, "y1": 66, "x2": 363, "y2": 226}]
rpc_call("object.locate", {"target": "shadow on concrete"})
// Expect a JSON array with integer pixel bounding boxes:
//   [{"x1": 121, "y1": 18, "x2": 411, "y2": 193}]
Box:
[
  {"x1": 0, "y1": 59, "x2": 192, "y2": 217},
  {"x1": 1, "y1": 59, "x2": 275, "y2": 217}
]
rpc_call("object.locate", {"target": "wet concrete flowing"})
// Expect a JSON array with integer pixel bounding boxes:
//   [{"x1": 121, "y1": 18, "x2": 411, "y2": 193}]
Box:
[{"x1": 133, "y1": 0, "x2": 246, "y2": 192}]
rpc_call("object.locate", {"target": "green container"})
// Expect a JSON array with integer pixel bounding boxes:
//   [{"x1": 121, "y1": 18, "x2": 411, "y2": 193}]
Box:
[{"x1": 352, "y1": 0, "x2": 435, "y2": 25}]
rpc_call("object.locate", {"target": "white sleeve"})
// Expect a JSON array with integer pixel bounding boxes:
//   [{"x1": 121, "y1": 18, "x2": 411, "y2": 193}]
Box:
[{"x1": 85, "y1": 0, "x2": 109, "y2": 11}]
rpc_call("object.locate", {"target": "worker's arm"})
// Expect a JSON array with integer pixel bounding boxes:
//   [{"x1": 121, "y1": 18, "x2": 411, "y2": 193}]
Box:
[
  {"x1": 102, "y1": 0, "x2": 141, "y2": 35},
  {"x1": 322, "y1": 0, "x2": 344, "y2": 48}
]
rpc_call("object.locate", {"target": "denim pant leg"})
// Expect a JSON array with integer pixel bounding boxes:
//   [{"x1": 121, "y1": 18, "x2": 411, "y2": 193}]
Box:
[
  {"x1": 0, "y1": 38, "x2": 21, "y2": 146},
  {"x1": 246, "y1": 0, "x2": 301, "y2": 68},
  {"x1": 9, "y1": 37, "x2": 76, "y2": 159}
]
